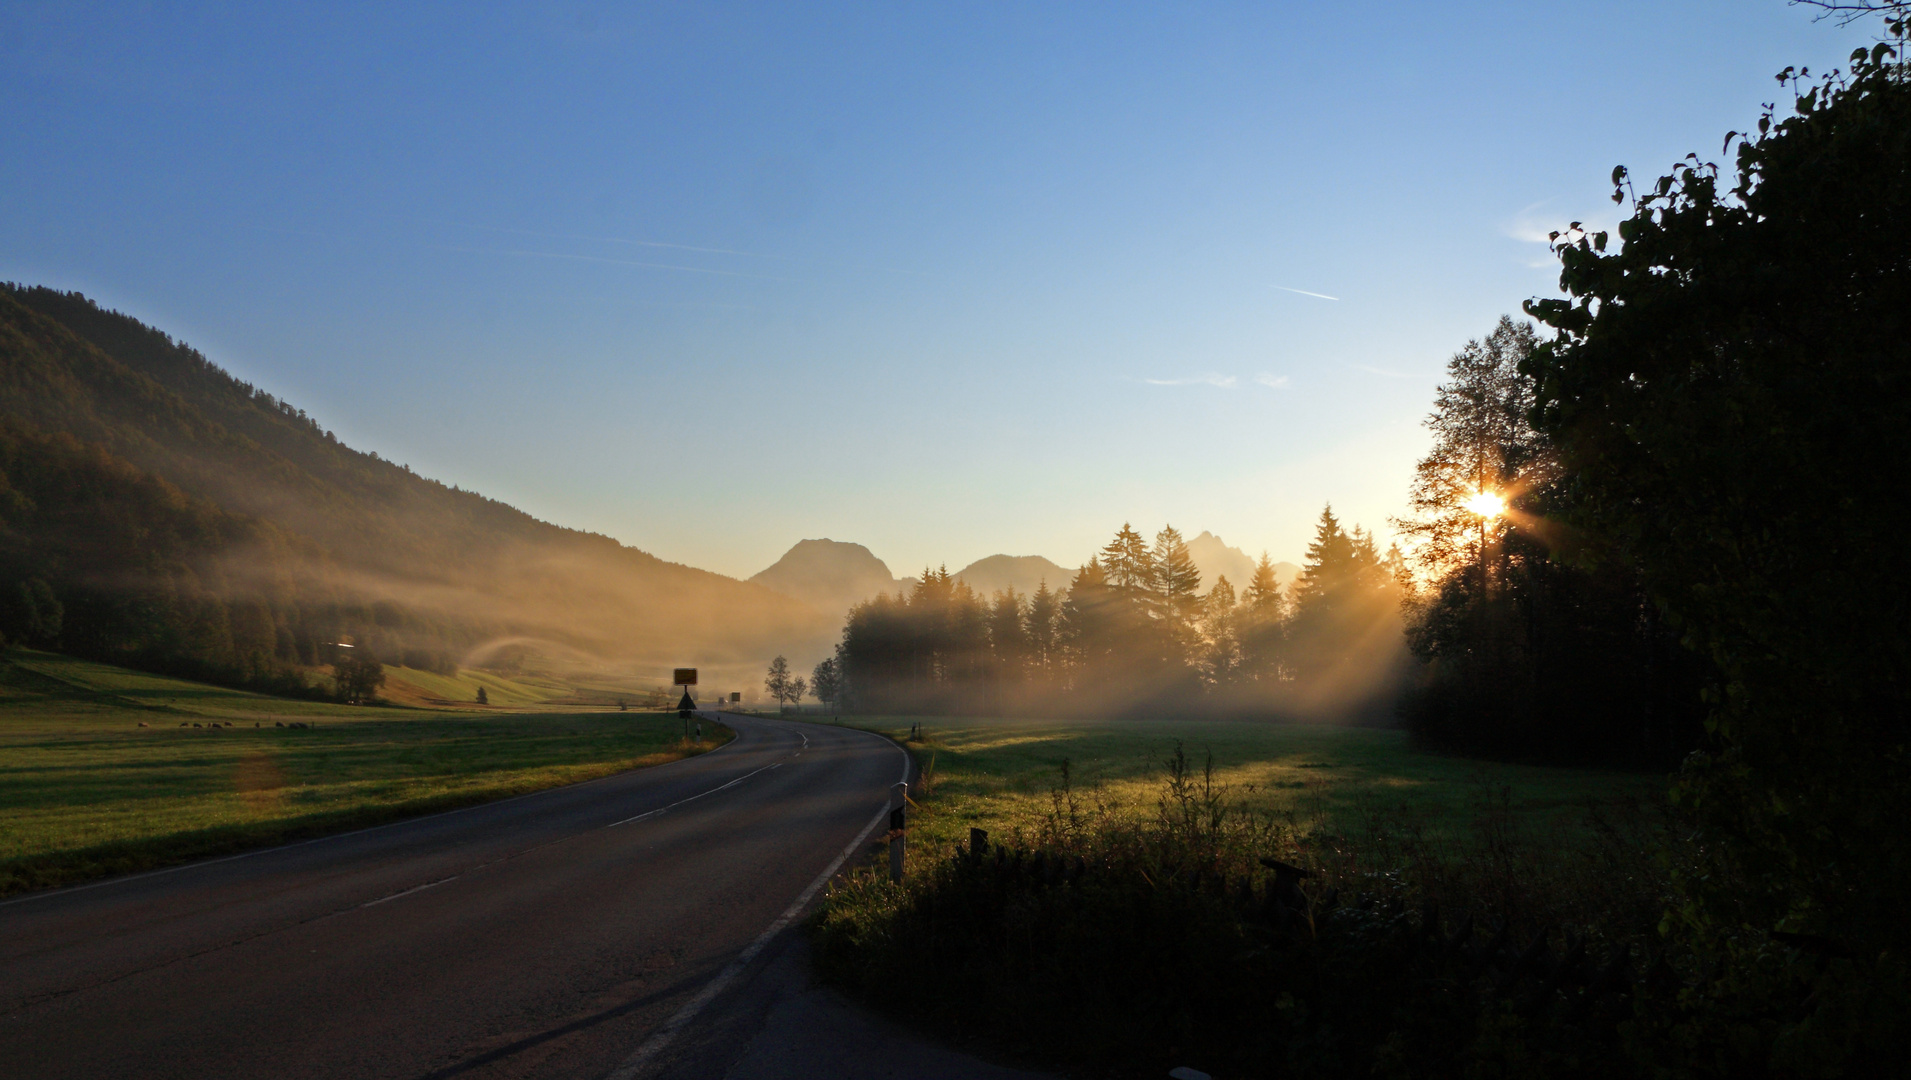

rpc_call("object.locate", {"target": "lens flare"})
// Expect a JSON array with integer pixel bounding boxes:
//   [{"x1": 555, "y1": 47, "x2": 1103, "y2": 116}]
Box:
[{"x1": 1464, "y1": 491, "x2": 1505, "y2": 518}]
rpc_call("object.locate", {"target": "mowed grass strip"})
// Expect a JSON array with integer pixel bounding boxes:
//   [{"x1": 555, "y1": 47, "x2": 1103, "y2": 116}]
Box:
[
  {"x1": 824, "y1": 715, "x2": 1658, "y2": 867},
  {"x1": 0, "y1": 651, "x2": 730, "y2": 897}
]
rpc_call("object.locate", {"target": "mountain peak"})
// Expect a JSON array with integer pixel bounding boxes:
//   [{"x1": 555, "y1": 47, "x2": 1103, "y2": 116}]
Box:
[
  {"x1": 951, "y1": 554, "x2": 1075, "y2": 597},
  {"x1": 750, "y1": 539, "x2": 902, "y2": 616}
]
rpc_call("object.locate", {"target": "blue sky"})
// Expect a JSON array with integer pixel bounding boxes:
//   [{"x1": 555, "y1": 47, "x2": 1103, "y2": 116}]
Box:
[{"x1": 0, "y1": 2, "x2": 1877, "y2": 579}]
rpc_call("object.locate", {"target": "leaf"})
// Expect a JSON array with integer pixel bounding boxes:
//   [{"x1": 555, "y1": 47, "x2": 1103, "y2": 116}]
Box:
[{"x1": 1611, "y1": 165, "x2": 1628, "y2": 186}]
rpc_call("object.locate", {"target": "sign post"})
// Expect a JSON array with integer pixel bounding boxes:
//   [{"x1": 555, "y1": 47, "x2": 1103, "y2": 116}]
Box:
[
  {"x1": 888, "y1": 782, "x2": 908, "y2": 883},
  {"x1": 674, "y1": 668, "x2": 697, "y2": 736}
]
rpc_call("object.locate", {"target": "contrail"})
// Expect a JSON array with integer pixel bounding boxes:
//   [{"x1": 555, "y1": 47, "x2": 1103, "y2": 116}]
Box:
[{"x1": 1272, "y1": 285, "x2": 1339, "y2": 301}]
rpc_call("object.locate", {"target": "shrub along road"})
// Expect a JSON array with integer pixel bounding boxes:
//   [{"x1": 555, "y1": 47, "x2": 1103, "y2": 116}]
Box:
[{"x1": 0, "y1": 713, "x2": 912, "y2": 1080}]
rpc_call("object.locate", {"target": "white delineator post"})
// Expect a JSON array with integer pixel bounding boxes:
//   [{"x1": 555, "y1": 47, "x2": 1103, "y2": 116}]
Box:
[{"x1": 888, "y1": 782, "x2": 908, "y2": 883}]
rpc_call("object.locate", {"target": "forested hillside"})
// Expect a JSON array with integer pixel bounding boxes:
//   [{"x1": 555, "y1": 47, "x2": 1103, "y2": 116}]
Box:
[{"x1": 0, "y1": 285, "x2": 834, "y2": 693}]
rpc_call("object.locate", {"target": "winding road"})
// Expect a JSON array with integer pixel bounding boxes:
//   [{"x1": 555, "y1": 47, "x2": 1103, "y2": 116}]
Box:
[{"x1": 0, "y1": 712, "x2": 910, "y2": 1079}]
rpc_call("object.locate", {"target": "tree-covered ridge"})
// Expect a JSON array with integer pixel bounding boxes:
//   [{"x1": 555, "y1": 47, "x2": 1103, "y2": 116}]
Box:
[{"x1": 0, "y1": 286, "x2": 835, "y2": 691}]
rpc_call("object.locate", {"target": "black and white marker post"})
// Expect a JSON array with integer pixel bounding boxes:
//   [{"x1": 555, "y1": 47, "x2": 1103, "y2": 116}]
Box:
[{"x1": 888, "y1": 781, "x2": 907, "y2": 883}]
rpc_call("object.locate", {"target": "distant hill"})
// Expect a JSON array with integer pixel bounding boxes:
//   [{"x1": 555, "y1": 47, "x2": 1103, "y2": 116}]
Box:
[
  {"x1": 952, "y1": 554, "x2": 1074, "y2": 598},
  {"x1": 749, "y1": 539, "x2": 903, "y2": 619},
  {"x1": 1185, "y1": 531, "x2": 1300, "y2": 594},
  {"x1": 0, "y1": 284, "x2": 835, "y2": 692}
]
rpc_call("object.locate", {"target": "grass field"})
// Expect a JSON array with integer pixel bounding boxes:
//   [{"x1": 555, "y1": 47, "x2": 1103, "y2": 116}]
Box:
[
  {"x1": 821, "y1": 715, "x2": 1670, "y2": 934},
  {"x1": 0, "y1": 650, "x2": 728, "y2": 897},
  {"x1": 833, "y1": 715, "x2": 1657, "y2": 851}
]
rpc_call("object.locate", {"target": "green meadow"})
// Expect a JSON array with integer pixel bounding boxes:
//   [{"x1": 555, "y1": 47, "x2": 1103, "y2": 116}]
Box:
[
  {"x1": 0, "y1": 650, "x2": 727, "y2": 897},
  {"x1": 824, "y1": 715, "x2": 1665, "y2": 914}
]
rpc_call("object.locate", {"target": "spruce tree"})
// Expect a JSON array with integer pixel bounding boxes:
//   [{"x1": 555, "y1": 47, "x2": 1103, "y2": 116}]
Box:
[
  {"x1": 987, "y1": 587, "x2": 1029, "y2": 689},
  {"x1": 1151, "y1": 525, "x2": 1203, "y2": 610},
  {"x1": 1026, "y1": 580, "x2": 1060, "y2": 674},
  {"x1": 1200, "y1": 573, "x2": 1241, "y2": 685},
  {"x1": 1239, "y1": 552, "x2": 1288, "y2": 682},
  {"x1": 1099, "y1": 524, "x2": 1153, "y2": 591}
]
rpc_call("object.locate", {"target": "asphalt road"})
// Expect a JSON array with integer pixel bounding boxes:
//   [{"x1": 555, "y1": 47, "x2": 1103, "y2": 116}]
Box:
[{"x1": 0, "y1": 712, "x2": 912, "y2": 1080}]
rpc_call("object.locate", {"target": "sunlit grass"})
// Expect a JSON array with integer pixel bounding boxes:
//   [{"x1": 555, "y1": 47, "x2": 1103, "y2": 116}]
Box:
[
  {"x1": 819, "y1": 715, "x2": 1658, "y2": 872},
  {"x1": 0, "y1": 651, "x2": 730, "y2": 896},
  {"x1": 378, "y1": 663, "x2": 573, "y2": 706}
]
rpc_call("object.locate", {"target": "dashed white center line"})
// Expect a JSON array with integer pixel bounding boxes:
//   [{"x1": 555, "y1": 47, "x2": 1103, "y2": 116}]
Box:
[
  {"x1": 606, "y1": 761, "x2": 782, "y2": 829},
  {"x1": 360, "y1": 875, "x2": 459, "y2": 908}
]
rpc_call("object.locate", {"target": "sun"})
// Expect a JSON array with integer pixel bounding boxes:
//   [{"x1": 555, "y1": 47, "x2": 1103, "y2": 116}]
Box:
[{"x1": 1464, "y1": 490, "x2": 1505, "y2": 518}]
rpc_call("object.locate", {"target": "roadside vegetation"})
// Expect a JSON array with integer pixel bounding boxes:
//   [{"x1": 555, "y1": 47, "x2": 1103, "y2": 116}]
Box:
[
  {"x1": 813, "y1": 717, "x2": 1685, "y2": 1076},
  {"x1": 0, "y1": 650, "x2": 729, "y2": 897}
]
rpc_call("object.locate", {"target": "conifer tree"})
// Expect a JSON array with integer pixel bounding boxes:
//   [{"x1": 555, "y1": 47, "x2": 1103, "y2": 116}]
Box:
[
  {"x1": 1059, "y1": 559, "x2": 1113, "y2": 677},
  {"x1": 1151, "y1": 525, "x2": 1203, "y2": 611},
  {"x1": 1199, "y1": 573, "x2": 1241, "y2": 685},
  {"x1": 1238, "y1": 552, "x2": 1288, "y2": 682},
  {"x1": 987, "y1": 587, "x2": 1029, "y2": 689},
  {"x1": 1099, "y1": 524, "x2": 1153, "y2": 591},
  {"x1": 1025, "y1": 580, "x2": 1060, "y2": 674}
]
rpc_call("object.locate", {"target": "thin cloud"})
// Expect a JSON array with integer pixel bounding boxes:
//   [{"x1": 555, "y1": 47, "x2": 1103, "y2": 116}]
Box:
[
  {"x1": 1254, "y1": 373, "x2": 1290, "y2": 389},
  {"x1": 433, "y1": 245, "x2": 795, "y2": 281},
  {"x1": 1140, "y1": 373, "x2": 1238, "y2": 388},
  {"x1": 1271, "y1": 285, "x2": 1339, "y2": 301},
  {"x1": 1506, "y1": 199, "x2": 1616, "y2": 247}
]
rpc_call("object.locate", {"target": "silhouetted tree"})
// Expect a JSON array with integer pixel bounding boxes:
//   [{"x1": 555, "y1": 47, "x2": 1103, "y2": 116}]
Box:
[
  {"x1": 987, "y1": 587, "x2": 1029, "y2": 693},
  {"x1": 1197, "y1": 574, "x2": 1240, "y2": 686},
  {"x1": 1025, "y1": 580, "x2": 1061, "y2": 676},
  {"x1": 1099, "y1": 524, "x2": 1152, "y2": 591},
  {"x1": 764, "y1": 655, "x2": 796, "y2": 709},
  {"x1": 335, "y1": 650, "x2": 385, "y2": 704},
  {"x1": 1392, "y1": 316, "x2": 1701, "y2": 765},
  {"x1": 810, "y1": 656, "x2": 842, "y2": 709},
  {"x1": 1523, "y1": 42, "x2": 1911, "y2": 957},
  {"x1": 1237, "y1": 553, "x2": 1288, "y2": 683}
]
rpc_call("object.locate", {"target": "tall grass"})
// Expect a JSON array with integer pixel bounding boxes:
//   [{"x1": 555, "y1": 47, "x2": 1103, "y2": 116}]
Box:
[{"x1": 813, "y1": 742, "x2": 1685, "y2": 1078}]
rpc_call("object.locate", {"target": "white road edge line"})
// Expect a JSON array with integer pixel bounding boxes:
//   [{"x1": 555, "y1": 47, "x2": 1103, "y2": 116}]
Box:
[{"x1": 602, "y1": 731, "x2": 909, "y2": 1080}]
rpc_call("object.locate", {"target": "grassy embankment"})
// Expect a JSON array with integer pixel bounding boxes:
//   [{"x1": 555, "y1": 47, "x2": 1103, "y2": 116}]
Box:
[{"x1": 0, "y1": 650, "x2": 729, "y2": 897}]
